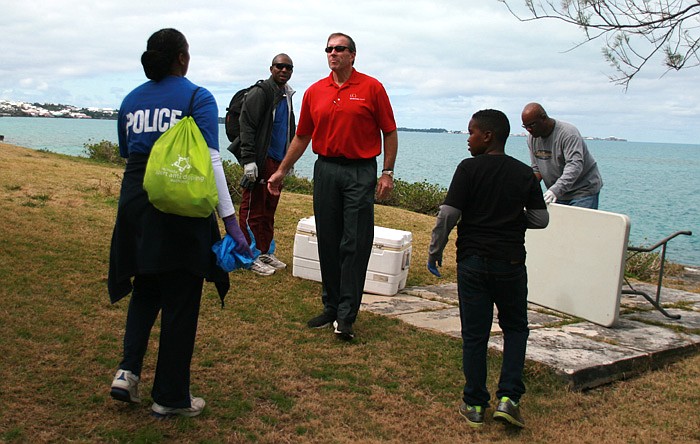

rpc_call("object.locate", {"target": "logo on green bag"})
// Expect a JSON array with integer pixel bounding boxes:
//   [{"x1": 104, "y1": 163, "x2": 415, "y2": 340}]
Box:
[{"x1": 172, "y1": 155, "x2": 192, "y2": 173}]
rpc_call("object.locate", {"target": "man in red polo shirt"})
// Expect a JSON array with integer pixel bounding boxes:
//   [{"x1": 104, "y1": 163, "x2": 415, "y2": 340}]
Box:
[{"x1": 267, "y1": 32, "x2": 398, "y2": 340}]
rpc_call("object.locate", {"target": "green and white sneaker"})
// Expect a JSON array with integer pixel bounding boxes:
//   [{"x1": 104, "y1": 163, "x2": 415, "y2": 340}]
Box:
[
  {"x1": 493, "y1": 397, "x2": 525, "y2": 428},
  {"x1": 458, "y1": 402, "x2": 485, "y2": 428}
]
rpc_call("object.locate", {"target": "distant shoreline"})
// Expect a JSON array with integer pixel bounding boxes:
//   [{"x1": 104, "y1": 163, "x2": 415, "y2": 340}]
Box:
[
  {"x1": 0, "y1": 97, "x2": 630, "y2": 141},
  {"x1": 0, "y1": 99, "x2": 116, "y2": 120},
  {"x1": 0, "y1": 114, "x2": 627, "y2": 141}
]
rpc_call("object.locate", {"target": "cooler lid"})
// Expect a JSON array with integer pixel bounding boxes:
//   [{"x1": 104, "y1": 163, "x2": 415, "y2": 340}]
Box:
[
  {"x1": 296, "y1": 216, "x2": 317, "y2": 234},
  {"x1": 295, "y1": 216, "x2": 413, "y2": 249},
  {"x1": 373, "y1": 226, "x2": 412, "y2": 249}
]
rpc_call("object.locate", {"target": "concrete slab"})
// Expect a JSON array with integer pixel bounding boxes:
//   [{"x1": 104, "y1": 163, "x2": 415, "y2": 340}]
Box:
[
  {"x1": 360, "y1": 294, "x2": 452, "y2": 316},
  {"x1": 388, "y1": 283, "x2": 700, "y2": 391},
  {"x1": 622, "y1": 282, "x2": 700, "y2": 304},
  {"x1": 528, "y1": 310, "x2": 567, "y2": 329},
  {"x1": 621, "y1": 282, "x2": 700, "y2": 313},
  {"x1": 402, "y1": 283, "x2": 458, "y2": 305},
  {"x1": 502, "y1": 318, "x2": 700, "y2": 390},
  {"x1": 620, "y1": 293, "x2": 657, "y2": 310},
  {"x1": 562, "y1": 318, "x2": 700, "y2": 353},
  {"x1": 396, "y1": 308, "x2": 462, "y2": 338},
  {"x1": 490, "y1": 327, "x2": 645, "y2": 390},
  {"x1": 624, "y1": 309, "x2": 700, "y2": 330}
]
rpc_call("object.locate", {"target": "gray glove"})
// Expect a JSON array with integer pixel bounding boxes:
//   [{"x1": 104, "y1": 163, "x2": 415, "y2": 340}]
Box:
[{"x1": 243, "y1": 162, "x2": 258, "y2": 182}]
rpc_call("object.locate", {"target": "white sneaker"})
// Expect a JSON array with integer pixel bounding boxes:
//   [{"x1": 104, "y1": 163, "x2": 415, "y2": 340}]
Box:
[
  {"x1": 110, "y1": 369, "x2": 141, "y2": 403},
  {"x1": 152, "y1": 396, "x2": 206, "y2": 418},
  {"x1": 258, "y1": 253, "x2": 287, "y2": 270},
  {"x1": 250, "y1": 258, "x2": 276, "y2": 276}
]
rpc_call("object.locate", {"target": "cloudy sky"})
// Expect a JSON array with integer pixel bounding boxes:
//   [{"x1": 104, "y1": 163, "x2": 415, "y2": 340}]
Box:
[{"x1": 2, "y1": 0, "x2": 698, "y2": 144}]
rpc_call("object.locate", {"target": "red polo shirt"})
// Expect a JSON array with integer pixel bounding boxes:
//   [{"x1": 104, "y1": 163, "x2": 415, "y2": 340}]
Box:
[{"x1": 296, "y1": 69, "x2": 397, "y2": 159}]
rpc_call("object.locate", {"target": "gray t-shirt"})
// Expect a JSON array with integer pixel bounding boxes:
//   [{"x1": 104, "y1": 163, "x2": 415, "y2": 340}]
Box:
[{"x1": 527, "y1": 119, "x2": 603, "y2": 201}]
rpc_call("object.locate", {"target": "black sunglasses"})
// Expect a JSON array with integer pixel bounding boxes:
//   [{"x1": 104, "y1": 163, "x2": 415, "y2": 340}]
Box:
[
  {"x1": 325, "y1": 45, "x2": 349, "y2": 53},
  {"x1": 272, "y1": 63, "x2": 293, "y2": 71}
]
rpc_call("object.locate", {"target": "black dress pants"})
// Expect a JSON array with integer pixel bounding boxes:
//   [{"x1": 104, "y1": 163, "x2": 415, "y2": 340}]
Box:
[
  {"x1": 312, "y1": 156, "x2": 376, "y2": 323},
  {"x1": 119, "y1": 270, "x2": 203, "y2": 408}
]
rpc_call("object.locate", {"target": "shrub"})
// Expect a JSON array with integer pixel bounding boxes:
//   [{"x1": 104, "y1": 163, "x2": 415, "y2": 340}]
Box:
[
  {"x1": 225, "y1": 173, "x2": 446, "y2": 216},
  {"x1": 84, "y1": 141, "x2": 446, "y2": 215},
  {"x1": 283, "y1": 171, "x2": 315, "y2": 195},
  {"x1": 380, "y1": 179, "x2": 446, "y2": 215},
  {"x1": 221, "y1": 163, "x2": 313, "y2": 203},
  {"x1": 625, "y1": 250, "x2": 685, "y2": 281},
  {"x1": 221, "y1": 160, "x2": 245, "y2": 205},
  {"x1": 84, "y1": 139, "x2": 125, "y2": 165}
]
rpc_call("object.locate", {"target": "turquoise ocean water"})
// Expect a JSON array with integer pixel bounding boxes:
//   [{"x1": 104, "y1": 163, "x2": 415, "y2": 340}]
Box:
[{"x1": 1, "y1": 116, "x2": 698, "y2": 266}]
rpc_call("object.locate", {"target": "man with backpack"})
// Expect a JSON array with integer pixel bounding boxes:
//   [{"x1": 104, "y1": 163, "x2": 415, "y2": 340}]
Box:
[{"x1": 230, "y1": 54, "x2": 296, "y2": 276}]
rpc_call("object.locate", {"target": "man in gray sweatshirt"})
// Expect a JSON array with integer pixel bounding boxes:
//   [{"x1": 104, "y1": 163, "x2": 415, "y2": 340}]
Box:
[{"x1": 521, "y1": 103, "x2": 603, "y2": 209}]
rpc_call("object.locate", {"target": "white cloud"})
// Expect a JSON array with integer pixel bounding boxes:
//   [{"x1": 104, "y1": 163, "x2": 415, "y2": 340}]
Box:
[{"x1": 0, "y1": 0, "x2": 697, "y2": 143}]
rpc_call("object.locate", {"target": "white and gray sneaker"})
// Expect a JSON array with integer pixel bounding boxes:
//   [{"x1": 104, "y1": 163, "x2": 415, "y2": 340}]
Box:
[
  {"x1": 110, "y1": 369, "x2": 141, "y2": 403},
  {"x1": 258, "y1": 253, "x2": 287, "y2": 270},
  {"x1": 250, "y1": 258, "x2": 276, "y2": 276},
  {"x1": 152, "y1": 396, "x2": 206, "y2": 418}
]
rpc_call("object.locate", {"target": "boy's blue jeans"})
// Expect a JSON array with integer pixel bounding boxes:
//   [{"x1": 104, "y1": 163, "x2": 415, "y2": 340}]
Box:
[{"x1": 457, "y1": 256, "x2": 529, "y2": 407}]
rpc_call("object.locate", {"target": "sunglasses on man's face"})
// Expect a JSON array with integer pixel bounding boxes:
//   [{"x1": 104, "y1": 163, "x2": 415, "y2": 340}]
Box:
[
  {"x1": 325, "y1": 45, "x2": 349, "y2": 53},
  {"x1": 273, "y1": 63, "x2": 293, "y2": 71}
]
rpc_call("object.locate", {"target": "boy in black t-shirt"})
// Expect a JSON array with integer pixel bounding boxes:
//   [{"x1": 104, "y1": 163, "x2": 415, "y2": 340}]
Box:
[{"x1": 427, "y1": 109, "x2": 549, "y2": 429}]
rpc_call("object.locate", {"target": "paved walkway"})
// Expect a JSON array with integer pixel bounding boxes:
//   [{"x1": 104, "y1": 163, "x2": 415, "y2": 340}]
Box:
[{"x1": 360, "y1": 281, "x2": 700, "y2": 390}]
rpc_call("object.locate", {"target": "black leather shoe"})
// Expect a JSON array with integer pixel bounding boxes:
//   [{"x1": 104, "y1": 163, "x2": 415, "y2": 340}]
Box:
[
  {"x1": 333, "y1": 320, "x2": 355, "y2": 340},
  {"x1": 307, "y1": 312, "x2": 335, "y2": 329}
]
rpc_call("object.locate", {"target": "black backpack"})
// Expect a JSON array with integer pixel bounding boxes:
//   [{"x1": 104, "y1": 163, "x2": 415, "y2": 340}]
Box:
[{"x1": 225, "y1": 80, "x2": 272, "y2": 162}]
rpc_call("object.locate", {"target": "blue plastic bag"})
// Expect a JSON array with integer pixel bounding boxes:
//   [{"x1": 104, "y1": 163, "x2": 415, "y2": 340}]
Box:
[
  {"x1": 244, "y1": 224, "x2": 276, "y2": 257},
  {"x1": 212, "y1": 234, "x2": 256, "y2": 272},
  {"x1": 246, "y1": 225, "x2": 261, "y2": 258}
]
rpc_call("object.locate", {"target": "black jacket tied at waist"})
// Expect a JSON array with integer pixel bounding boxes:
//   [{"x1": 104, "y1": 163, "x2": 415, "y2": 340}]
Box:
[{"x1": 108, "y1": 153, "x2": 229, "y2": 305}]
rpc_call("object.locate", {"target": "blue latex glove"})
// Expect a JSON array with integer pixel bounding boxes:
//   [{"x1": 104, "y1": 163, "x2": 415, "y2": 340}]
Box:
[
  {"x1": 427, "y1": 259, "x2": 442, "y2": 277},
  {"x1": 223, "y1": 214, "x2": 253, "y2": 259}
]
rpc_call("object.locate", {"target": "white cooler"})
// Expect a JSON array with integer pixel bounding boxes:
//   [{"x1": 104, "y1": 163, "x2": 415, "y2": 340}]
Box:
[{"x1": 292, "y1": 216, "x2": 412, "y2": 296}]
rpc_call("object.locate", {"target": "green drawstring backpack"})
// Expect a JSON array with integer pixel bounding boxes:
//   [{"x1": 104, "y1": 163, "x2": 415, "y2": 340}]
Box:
[{"x1": 143, "y1": 87, "x2": 219, "y2": 218}]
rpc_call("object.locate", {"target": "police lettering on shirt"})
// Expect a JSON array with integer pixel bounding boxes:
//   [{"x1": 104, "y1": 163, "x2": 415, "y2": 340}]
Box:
[{"x1": 125, "y1": 108, "x2": 183, "y2": 135}]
